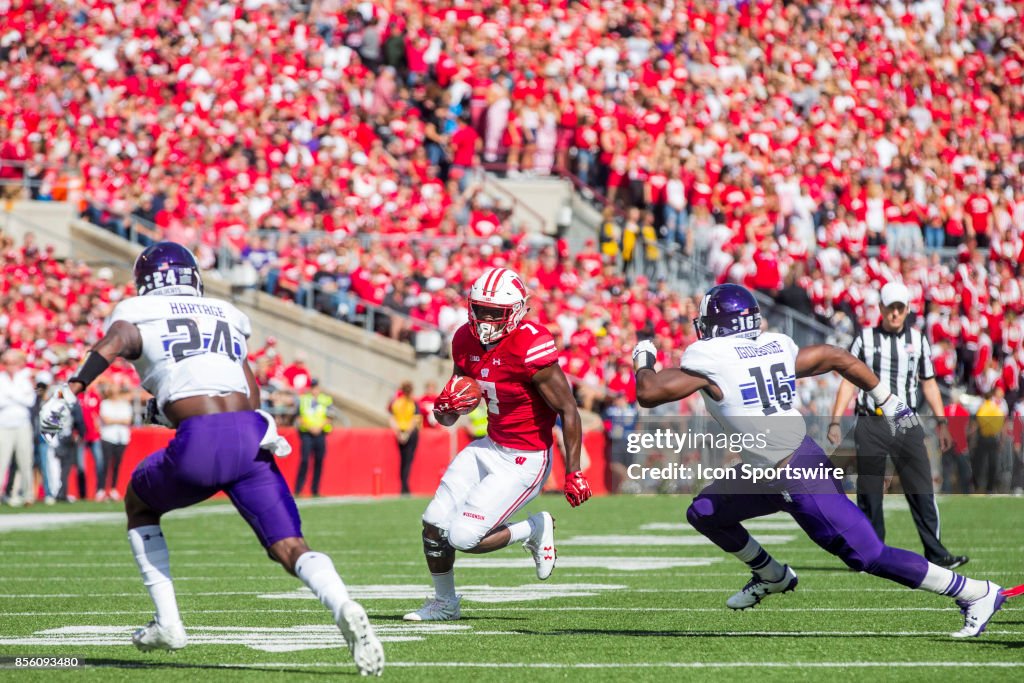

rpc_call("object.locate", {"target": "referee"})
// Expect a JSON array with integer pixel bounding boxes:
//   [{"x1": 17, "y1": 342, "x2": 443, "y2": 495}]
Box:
[{"x1": 828, "y1": 282, "x2": 967, "y2": 570}]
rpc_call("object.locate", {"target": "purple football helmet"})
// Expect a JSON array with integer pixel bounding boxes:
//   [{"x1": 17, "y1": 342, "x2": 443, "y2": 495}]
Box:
[
  {"x1": 695, "y1": 284, "x2": 761, "y2": 340},
  {"x1": 133, "y1": 241, "x2": 203, "y2": 296}
]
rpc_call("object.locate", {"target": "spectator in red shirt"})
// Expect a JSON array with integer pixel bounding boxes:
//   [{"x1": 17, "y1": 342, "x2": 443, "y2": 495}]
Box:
[
  {"x1": 448, "y1": 113, "x2": 480, "y2": 191},
  {"x1": 78, "y1": 386, "x2": 106, "y2": 501},
  {"x1": 417, "y1": 381, "x2": 440, "y2": 428},
  {"x1": 941, "y1": 389, "x2": 973, "y2": 495},
  {"x1": 283, "y1": 356, "x2": 313, "y2": 392},
  {"x1": 964, "y1": 179, "x2": 995, "y2": 248}
]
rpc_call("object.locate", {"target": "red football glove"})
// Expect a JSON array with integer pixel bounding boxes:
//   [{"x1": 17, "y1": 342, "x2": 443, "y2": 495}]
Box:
[
  {"x1": 1002, "y1": 584, "x2": 1024, "y2": 598},
  {"x1": 434, "y1": 376, "x2": 480, "y2": 415},
  {"x1": 564, "y1": 471, "x2": 592, "y2": 508}
]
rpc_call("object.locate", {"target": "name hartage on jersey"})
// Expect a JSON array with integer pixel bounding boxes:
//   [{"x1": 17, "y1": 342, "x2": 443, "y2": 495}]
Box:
[
  {"x1": 106, "y1": 295, "x2": 251, "y2": 410},
  {"x1": 681, "y1": 331, "x2": 807, "y2": 467},
  {"x1": 451, "y1": 321, "x2": 559, "y2": 452}
]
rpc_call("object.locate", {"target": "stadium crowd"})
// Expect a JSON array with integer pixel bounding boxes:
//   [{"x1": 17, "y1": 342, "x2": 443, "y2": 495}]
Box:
[
  {"x1": 1, "y1": 1, "x2": 1023, "y2": 491},
  {"x1": 3, "y1": 0, "x2": 1023, "y2": 401}
]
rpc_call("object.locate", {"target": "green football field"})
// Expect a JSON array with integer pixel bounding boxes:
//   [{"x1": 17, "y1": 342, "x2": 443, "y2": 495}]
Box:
[{"x1": 1, "y1": 495, "x2": 1023, "y2": 681}]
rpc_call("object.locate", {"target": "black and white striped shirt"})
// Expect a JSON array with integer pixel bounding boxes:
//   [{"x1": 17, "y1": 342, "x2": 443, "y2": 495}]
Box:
[{"x1": 849, "y1": 325, "x2": 935, "y2": 412}]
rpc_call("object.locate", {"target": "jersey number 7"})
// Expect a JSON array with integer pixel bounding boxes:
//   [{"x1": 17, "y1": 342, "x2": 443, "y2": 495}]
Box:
[{"x1": 478, "y1": 380, "x2": 500, "y2": 414}]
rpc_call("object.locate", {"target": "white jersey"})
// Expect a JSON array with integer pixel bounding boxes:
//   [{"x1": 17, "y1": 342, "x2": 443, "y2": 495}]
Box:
[
  {"x1": 106, "y1": 295, "x2": 251, "y2": 410},
  {"x1": 680, "y1": 331, "x2": 807, "y2": 467}
]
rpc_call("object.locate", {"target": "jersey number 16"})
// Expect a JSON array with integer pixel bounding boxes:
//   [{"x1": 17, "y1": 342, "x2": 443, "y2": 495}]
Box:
[{"x1": 748, "y1": 363, "x2": 794, "y2": 415}]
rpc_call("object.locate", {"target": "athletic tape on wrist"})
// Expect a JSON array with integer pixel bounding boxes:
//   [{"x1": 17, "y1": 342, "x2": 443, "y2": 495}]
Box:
[{"x1": 69, "y1": 351, "x2": 110, "y2": 387}]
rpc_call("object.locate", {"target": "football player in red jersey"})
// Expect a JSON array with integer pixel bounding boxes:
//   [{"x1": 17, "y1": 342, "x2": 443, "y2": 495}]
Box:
[{"x1": 404, "y1": 268, "x2": 593, "y2": 622}]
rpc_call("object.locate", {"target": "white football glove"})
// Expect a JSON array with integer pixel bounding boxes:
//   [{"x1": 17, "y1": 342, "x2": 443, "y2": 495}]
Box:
[
  {"x1": 877, "y1": 394, "x2": 920, "y2": 436},
  {"x1": 632, "y1": 339, "x2": 658, "y2": 372},
  {"x1": 39, "y1": 384, "x2": 76, "y2": 446},
  {"x1": 257, "y1": 409, "x2": 292, "y2": 458}
]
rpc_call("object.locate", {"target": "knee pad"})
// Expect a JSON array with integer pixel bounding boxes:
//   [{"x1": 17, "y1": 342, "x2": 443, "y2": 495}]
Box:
[
  {"x1": 447, "y1": 523, "x2": 485, "y2": 552},
  {"x1": 686, "y1": 498, "x2": 715, "y2": 531},
  {"x1": 422, "y1": 531, "x2": 454, "y2": 561}
]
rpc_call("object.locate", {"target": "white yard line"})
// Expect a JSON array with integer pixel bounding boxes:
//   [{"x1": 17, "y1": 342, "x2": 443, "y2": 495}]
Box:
[
  {"x1": 142, "y1": 661, "x2": 1024, "y2": 670},
  {"x1": 0, "y1": 587, "x2": 938, "y2": 599},
  {"x1": 0, "y1": 606, "x2": 994, "y2": 616}
]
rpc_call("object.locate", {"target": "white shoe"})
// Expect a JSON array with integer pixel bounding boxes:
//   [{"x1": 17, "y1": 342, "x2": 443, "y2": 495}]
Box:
[
  {"x1": 95, "y1": 490, "x2": 107, "y2": 502},
  {"x1": 523, "y1": 512, "x2": 556, "y2": 580},
  {"x1": 952, "y1": 582, "x2": 1006, "y2": 638},
  {"x1": 726, "y1": 566, "x2": 799, "y2": 610},
  {"x1": 7, "y1": 496, "x2": 24, "y2": 508},
  {"x1": 132, "y1": 620, "x2": 187, "y2": 651},
  {"x1": 109, "y1": 489, "x2": 121, "y2": 501},
  {"x1": 403, "y1": 595, "x2": 461, "y2": 622},
  {"x1": 44, "y1": 496, "x2": 56, "y2": 506},
  {"x1": 336, "y1": 601, "x2": 384, "y2": 676}
]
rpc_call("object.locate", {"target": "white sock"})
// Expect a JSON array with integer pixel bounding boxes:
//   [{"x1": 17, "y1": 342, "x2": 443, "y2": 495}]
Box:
[
  {"x1": 506, "y1": 517, "x2": 537, "y2": 545},
  {"x1": 733, "y1": 536, "x2": 786, "y2": 582},
  {"x1": 431, "y1": 570, "x2": 457, "y2": 601},
  {"x1": 295, "y1": 551, "x2": 351, "y2": 621},
  {"x1": 918, "y1": 563, "x2": 987, "y2": 601},
  {"x1": 127, "y1": 525, "x2": 181, "y2": 627}
]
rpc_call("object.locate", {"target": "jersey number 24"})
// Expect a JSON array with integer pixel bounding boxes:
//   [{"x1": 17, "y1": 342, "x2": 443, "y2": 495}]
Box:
[{"x1": 165, "y1": 318, "x2": 239, "y2": 362}]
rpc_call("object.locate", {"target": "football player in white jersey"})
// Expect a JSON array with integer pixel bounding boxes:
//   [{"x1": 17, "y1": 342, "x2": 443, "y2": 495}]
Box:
[
  {"x1": 632, "y1": 284, "x2": 1008, "y2": 638},
  {"x1": 39, "y1": 242, "x2": 384, "y2": 675}
]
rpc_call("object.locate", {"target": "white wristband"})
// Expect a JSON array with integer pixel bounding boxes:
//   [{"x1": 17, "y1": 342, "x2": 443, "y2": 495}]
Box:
[{"x1": 868, "y1": 383, "x2": 892, "y2": 406}]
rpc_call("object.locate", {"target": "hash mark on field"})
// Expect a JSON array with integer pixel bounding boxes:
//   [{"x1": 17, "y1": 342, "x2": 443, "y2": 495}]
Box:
[
  {"x1": 259, "y1": 583, "x2": 626, "y2": 603},
  {"x1": 455, "y1": 556, "x2": 721, "y2": 571},
  {"x1": 640, "y1": 521, "x2": 800, "y2": 531},
  {"x1": 560, "y1": 534, "x2": 796, "y2": 547},
  {"x1": 0, "y1": 623, "x2": 504, "y2": 652}
]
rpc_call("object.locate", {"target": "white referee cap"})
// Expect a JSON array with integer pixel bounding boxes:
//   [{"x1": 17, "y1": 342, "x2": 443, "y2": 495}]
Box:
[{"x1": 880, "y1": 282, "x2": 910, "y2": 307}]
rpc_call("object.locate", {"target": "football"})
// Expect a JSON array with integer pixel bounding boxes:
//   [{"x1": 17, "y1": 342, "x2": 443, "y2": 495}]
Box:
[{"x1": 451, "y1": 375, "x2": 483, "y2": 414}]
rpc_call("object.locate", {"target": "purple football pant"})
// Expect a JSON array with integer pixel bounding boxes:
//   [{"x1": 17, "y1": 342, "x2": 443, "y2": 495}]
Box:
[
  {"x1": 130, "y1": 411, "x2": 302, "y2": 547},
  {"x1": 686, "y1": 436, "x2": 927, "y2": 588}
]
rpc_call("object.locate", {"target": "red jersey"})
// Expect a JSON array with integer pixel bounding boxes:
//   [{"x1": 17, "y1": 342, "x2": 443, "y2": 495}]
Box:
[
  {"x1": 945, "y1": 403, "x2": 970, "y2": 454},
  {"x1": 79, "y1": 389, "x2": 102, "y2": 443},
  {"x1": 451, "y1": 322, "x2": 559, "y2": 451}
]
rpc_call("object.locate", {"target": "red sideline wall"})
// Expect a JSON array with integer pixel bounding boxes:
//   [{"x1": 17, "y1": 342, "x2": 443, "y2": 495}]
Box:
[{"x1": 70, "y1": 427, "x2": 608, "y2": 499}]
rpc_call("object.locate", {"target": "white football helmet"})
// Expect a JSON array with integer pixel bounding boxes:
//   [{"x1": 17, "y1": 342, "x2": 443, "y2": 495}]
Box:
[{"x1": 468, "y1": 268, "x2": 529, "y2": 344}]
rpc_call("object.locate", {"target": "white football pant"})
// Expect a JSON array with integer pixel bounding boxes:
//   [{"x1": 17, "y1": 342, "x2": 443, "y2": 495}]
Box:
[{"x1": 423, "y1": 436, "x2": 552, "y2": 550}]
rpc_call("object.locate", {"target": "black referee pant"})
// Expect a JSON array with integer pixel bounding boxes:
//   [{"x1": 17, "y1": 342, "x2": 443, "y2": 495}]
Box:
[
  {"x1": 854, "y1": 417, "x2": 950, "y2": 563},
  {"x1": 295, "y1": 431, "x2": 327, "y2": 497}
]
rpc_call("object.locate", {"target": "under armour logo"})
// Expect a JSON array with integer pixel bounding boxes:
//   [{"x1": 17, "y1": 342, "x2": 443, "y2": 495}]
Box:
[
  {"x1": 515, "y1": 456, "x2": 526, "y2": 465},
  {"x1": 492, "y1": 358, "x2": 501, "y2": 366}
]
